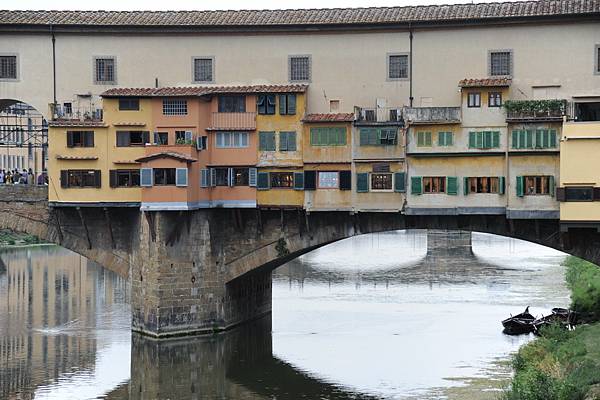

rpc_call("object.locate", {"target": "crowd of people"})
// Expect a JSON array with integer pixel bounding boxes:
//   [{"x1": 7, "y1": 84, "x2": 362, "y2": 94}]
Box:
[{"x1": 0, "y1": 169, "x2": 48, "y2": 185}]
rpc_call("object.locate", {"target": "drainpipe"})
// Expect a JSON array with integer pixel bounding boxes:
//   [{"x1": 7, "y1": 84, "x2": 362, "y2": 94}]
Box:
[
  {"x1": 409, "y1": 25, "x2": 414, "y2": 108},
  {"x1": 51, "y1": 25, "x2": 57, "y2": 118}
]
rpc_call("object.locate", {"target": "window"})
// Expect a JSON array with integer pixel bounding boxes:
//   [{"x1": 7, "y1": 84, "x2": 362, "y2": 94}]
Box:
[
  {"x1": 520, "y1": 176, "x2": 553, "y2": 196},
  {"x1": 175, "y1": 131, "x2": 186, "y2": 143},
  {"x1": 289, "y1": 55, "x2": 311, "y2": 82},
  {"x1": 416, "y1": 131, "x2": 432, "y2": 147},
  {"x1": 110, "y1": 169, "x2": 140, "y2": 187},
  {"x1": 271, "y1": 172, "x2": 294, "y2": 188},
  {"x1": 467, "y1": 177, "x2": 499, "y2": 194},
  {"x1": 0, "y1": 55, "x2": 17, "y2": 80},
  {"x1": 310, "y1": 127, "x2": 346, "y2": 146},
  {"x1": 63, "y1": 103, "x2": 72, "y2": 115},
  {"x1": 215, "y1": 132, "x2": 249, "y2": 148},
  {"x1": 193, "y1": 57, "x2": 214, "y2": 83},
  {"x1": 360, "y1": 128, "x2": 398, "y2": 146},
  {"x1": 489, "y1": 50, "x2": 512, "y2": 76},
  {"x1": 162, "y1": 99, "x2": 187, "y2": 116},
  {"x1": 218, "y1": 95, "x2": 246, "y2": 113},
  {"x1": 279, "y1": 94, "x2": 297, "y2": 115},
  {"x1": 119, "y1": 98, "x2": 140, "y2": 111},
  {"x1": 60, "y1": 170, "x2": 101, "y2": 188},
  {"x1": 257, "y1": 95, "x2": 276, "y2": 115},
  {"x1": 438, "y1": 131, "x2": 453, "y2": 146},
  {"x1": 423, "y1": 177, "x2": 446, "y2": 194},
  {"x1": 153, "y1": 168, "x2": 176, "y2": 186},
  {"x1": 94, "y1": 57, "x2": 116, "y2": 84},
  {"x1": 116, "y1": 131, "x2": 150, "y2": 147},
  {"x1": 318, "y1": 171, "x2": 339, "y2": 188},
  {"x1": 388, "y1": 53, "x2": 409, "y2": 80},
  {"x1": 488, "y1": 92, "x2": 502, "y2": 107},
  {"x1": 565, "y1": 187, "x2": 594, "y2": 201},
  {"x1": 233, "y1": 168, "x2": 249, "y2": 186},
  {"x1": 371, "y1": 173, "x2": 393, "y2": 191},
  {"x1": 468, "y1": 93, "x2": 481, "y2": 108},
  {"x1": 468, "y1": 131, "x2": 500, "y2": 149},
  {"x1": 512, "y1": 129, "x2": 557, "y2": 149},
  {"x1": 259, "y1": 131, "x2": 276, "y2": 151},
  {"x1": 155, "y1": 132, "x2": 168, "y2": 145},
  {"x1": 214, "y1": 168, "x2": 229, "y2": 186},
  {"x1": 574, "y1": 102, "x2": 600, "y2": 122},
  {"x1": 596, "y1": 45, "x2": 600, "y2": 75},
  {"x1": 67, "y1": 131, "x2": 94, "y2": 148},
  {"x1": 330, "y1": 100, "x2": 340, "y2": 112},
  {"x1": 279, "y1": 131, "x2": 297, "y2": 151}
]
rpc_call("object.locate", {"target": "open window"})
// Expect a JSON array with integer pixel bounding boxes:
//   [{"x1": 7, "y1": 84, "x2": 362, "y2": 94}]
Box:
[{"x1": 574, "y1": 102, "x2": 600, "y2": 122}]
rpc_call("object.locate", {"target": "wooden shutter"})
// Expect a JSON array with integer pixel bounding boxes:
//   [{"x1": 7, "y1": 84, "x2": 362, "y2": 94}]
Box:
[
  {"x1": 257, "y1": 172, "x2": 270, "y2": 190},
  {"x1": 548, "y1": 176, "x2": 555, "y2": 197},
  {"x1": 463, "y1": 177, "x2": 470, "y2": 195},
  {"x1": 66, "y1": 132, "x2": 74, "y2": 147},
  {"x1": 109, "y1": 170, "x2": 117, "y2": 188},
  {"x1": 469, "y1": 132, "x2": 477, "y2": 148},
  {"x1": 511, "y1": 130, "x2": 518, "y2": 149},
  {"x1": 394, "y1": 172, "x2": 405, "y2": 193},
  {"x1": 356, "y1": 173, "x2": 369, "y2": 193},
  {"x1": 60, "y1": 170, "x2": 68, "y2": 188},
  {"x1": 293, "y1": 172, "x2": 304, "y2": 190},
  {"x1": 248, "y1": 168, "x2": 257, "y2": 187},
  {"x1": 287, "y1": 132, "x2": 297, "y2": 151},
  {"x1": 411, "y1": 176, "x2": 422, "y2": 195},
  {"x1": 425, "y1": 132, "x2": 432, "y2": 147},
  {"x1": 549, "y1": 130, "x2": 557, "y2": 148},
  {"x1": 94, "y1": 170, "x2": 102, "y2": 188},
  {"x1": 492, "y1": 131, "x2": 500, "y2": 148},
  {"x1": 267, "y1": 95, "x2": 276, "y2": 115},
  {"x1": 257, "y1": 95, "x2": 266, "y2": 114},
  {"x1": 140, "y1": 168, "x2": 153, "y2": 187},
  {"x1": 310, "y1": 128, "x2": 318, "y2": 146},
  {"x1": 116, "y1": 131, "x2": 129, "y2": 147},
  {"x1": 200, "y1": 169, "x2": 209, "y2": 188},
  {"x1": 287, "y1": 94, "x2": 297, "y2": 115},
  {"x1": 447, "y1": 176, "x2": 458, "y2": 195},
  {"x1": 176, "y1": 168, "x2": 188, "y2": 187},
  {"x1": 227, "y1": 168, "x2": 234, "y2": 187},
  {"x1": 499, "y1": 176, "x2": 506, "y2": 195},
  {"x1": 185, "y1": 131, "x2": 193, "y2": 142},
  {"x1": 210, "y1": 168, "x2": 216, "y2": 187},
  {"x1": 279, "y1": 94, "x2": 287, "y2": 115},
  {"x1": 516, "y1": 176, "x2": 524, "y2": 197},
  {"x1": 142, "y1": 131, "x2": 150, "y2": 144},
  {"x1": 269, "y1": 132, "x2": 276, "y2": 151},
  {"x1": 526, "y1": 130, "x2": 534, "y2": 149},
  {"x1": 304, "y1": 171, "x2": 316, "y2": 190},
  {"x1": 85, "y1": 131, "x2": 94, "y2": 147},
  {"x1": 259, "y1": 132, "x2": 267, "y2": 150},
  {"x1": 339, "y1": 170, "x2": 351, "y2": 190},
  {"x1": 279, "y1": 132, "x2": 288, "y2": 151},
  {"x1": 483, "y1": 131, "x2": 492, "y2": 149},
  {"x1": 535, "y1": 129, "x2": 544, "y2": 148},
  {"x1": 556, "y1": 187, "x2": 566, "y2": 202},
  {"x1": 360, "y1": 129, "x2": 369, "y2": 146}
]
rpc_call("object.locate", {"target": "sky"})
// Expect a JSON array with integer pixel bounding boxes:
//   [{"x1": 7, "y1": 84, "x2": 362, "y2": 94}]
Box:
[{"x1": 4, "y1": 0, "x2": 518, "y2": 11}]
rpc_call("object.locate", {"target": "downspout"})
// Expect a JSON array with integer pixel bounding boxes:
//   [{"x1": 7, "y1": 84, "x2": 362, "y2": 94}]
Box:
[
  {"x1": 409, "y1": 25, "x2": 414, "y2": 108},
  {"x1": 51, "y1": 25, "x2": 57, "y2": 116}
]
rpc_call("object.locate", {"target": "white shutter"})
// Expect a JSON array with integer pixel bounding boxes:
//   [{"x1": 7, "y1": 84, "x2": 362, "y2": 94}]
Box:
[
  {"x1": 185, "y1": 131, "x2": 193, "y2": 142},
  {"x1": 196, "y1": 136, "x2": 203, "y2": 151},
  {"x1": 210, "y1": 168, "x2": 216, "y2": 187},
  {"x1": 228, "y1": 167, "x2": 234, "y2": 187},
  {"x1": 140, "y1": 168, "x2": 153, "y2": 187},
  {"x1": 153, "y1": 131, "x2": 159, "y2": 145},
  {"x1": 248, "y1": 168, "x2": 257, "y2": 187},
  {"x1": 176, "y1": 168, "x2": 188, "y2": 187},
  {"x1": 200, "y1": 169, "x2": 209, "y2": 188}
]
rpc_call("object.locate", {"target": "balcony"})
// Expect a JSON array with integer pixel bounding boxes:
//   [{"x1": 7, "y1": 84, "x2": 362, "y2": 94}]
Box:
[
  {"x1": 208, "y1": 112, "x2": 256, "y2": 131},
  {"x1": 403, "y1": 107, "x2": 461, "y2": 125},
  {"x1": 505, "y1": 100, "x2": 568, "y2": 122},
  {"x1": 354, "y1": 107, "x2": 403, "y2": 125}
]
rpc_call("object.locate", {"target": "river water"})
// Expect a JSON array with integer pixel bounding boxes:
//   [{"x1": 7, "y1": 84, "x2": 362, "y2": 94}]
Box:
[{"x1": 0, "y1": 231, "x2": 570, "y2": 400}]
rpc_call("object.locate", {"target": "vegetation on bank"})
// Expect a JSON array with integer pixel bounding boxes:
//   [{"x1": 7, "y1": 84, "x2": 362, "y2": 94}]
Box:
[
  {"x1": 502, "y1": 256, "x2": 600, "y2": 400},
  {"x1": 0, "y1": 229, "x2": 42, "y2": 247}
]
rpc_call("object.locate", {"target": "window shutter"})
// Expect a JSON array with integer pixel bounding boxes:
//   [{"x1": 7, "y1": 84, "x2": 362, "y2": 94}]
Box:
[
  {"x1": 116, "y1": 131, "x2": 129, "y2": 147},
  {"x1": 511, "y1": 130, "x2": 518, "y2": 149},
  {"x1": 483, "y1": 131, "x2": 491, "y2": 149},
  {"x1": 411, "y1": 176, "x2": 422, "y2": 195},
  {"x1": 549, "y1": 130, "x2": 557, "y2": 148},
  {"x1": 267, "y1": 95, "x2": 276, "y2": 114},
  {"x1": 154, "y1": 132, "x2": 159, "y2": 145},
  {"x1": 492, "y1": 131, "x2": 500, "y2": 148},
  {"x1": 516, "y1": 176, "x2": 524, "y2": 197},
  {"x1": 176, "y1": 168, "x2": 188, "y2": 187},
  {"x1": 60, "y1": 170, "x2": 68, "y2": 188},
  {"x1": 196, "y1": 136, "x2": 203, "y2": 151},
  {"x1": 549, "y1": 176, "x2": 555, "y2": 197},
  {"x1": 556, "y1": 187, "x2": 566, "y2": 202},
  {"x1": 257, "y1": 95, "x2": 266, "y2": 114},
  {"x1": 210, "y1": 168, "x2": 216, "y2": 187},
  {"x1": 279, "y1": 132, "x2": 288, "y2": 151},
  {"x1": 499, "y1": 176, "x2": 506, "y2": 195},
  {"x1": 304, "y1": 170, "x2": 317, "y2": 190},
  {"x1": 425, "y1": 132, "x2": 432, "y2": 147},
  {"x1": 447, "y1": 176, "x2": 458, "y2": 195},
  {"x1": 269, "y1": 132, "x2": 276, "y2": 151},
  {"x1": 94, "y1": 170, "x2": 102, "y2": 188},
  {"x1": 66, "y1": 132, "x2": 74, "y2": 148},
  {"x1": 287, "y1": 132, "x2": 297, "y2": 151},
  {"x1": 227, "y1": 167, "x2": 234, "y2": 187},
  {"x1": 339, "y1": 170, "x2": 351, "y2": 190},
  {"x1": 463, "y1": 177, "x2": 470, "y2": 195},
  {"x1": 360, "y1": 129, "x2": 368, "y2": 146},
  {"x1": 142, "y1": 131, "x2": 150, "y2": 144},
  {"x1": 140, "y1": 168, "x2": 153, "y2": 187},
  {"x1": 259, "y1": 132, "x2": 267, "y2": 151},
  {"x1": 185, "y1": 131, "x2": 193, "y2": 142},
  {"x1": 279, "y1": 94, "x2": 287, "y2": 115},
  {"x1": 287, "y1": 94, "x2": 296, "y2": 115},
  {"x1": 257, "y1": 172, "x2": 270, "y2": 190},
  {"x1": 248, "y1": 168, "x2": 257, "y2": 187},
  {"x1": 394, "y1": 172, "x2": 405, "y2": 192},
  {"x1": 84, "y1": 131, "x2": 94, "y2": 147},
  {"x1": 526, "y1": 130, "x2": 534, "y2": 149},
  {"x1": 200, "y1": 169, "x2": 209, "y2": 188},
  {"x1": 109, "y1": 170, "x2": 117, "y2": 188},
  {"x1": 293, "y1": 172, "x2": 304, "y2": 190},
  {"x1": 356, "y1": 173, "x2": 369, "y2": 193},
  {"x1": 469, "y1": 132, "x2": 477, "y2": 148}
]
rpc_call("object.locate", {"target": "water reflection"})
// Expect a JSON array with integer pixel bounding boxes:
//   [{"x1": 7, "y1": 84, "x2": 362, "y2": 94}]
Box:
[{"x1": 0, "y1": 231, "x2": 570, "y2": 400}]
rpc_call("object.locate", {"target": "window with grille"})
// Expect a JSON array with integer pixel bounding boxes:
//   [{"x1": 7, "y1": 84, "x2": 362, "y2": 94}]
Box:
[
  {"x1": 162, "y1": 99, "x2": 188, "y2": 115},
  {"x1": 193, "y1": 57, "x2": 214, "y2": 82},
  {"x1": 371, "y1": 173, "x2": 393, "y2": 191},
  {"x1": 289, "y1": 55, "x2": 311, "y2": 82},
  {"x1": 94, "y1": 57, "x2": 116, "y2": 84},
  {"x1": 423, "y1": 177, "x2": 446, "y2": 194},
  {"x1": 270, "y1": 172, "x2": 294, "y2": 188},
  {"x1": 215, "y1": 132, "x2": 249, "y2": 148},
  {"x1": 466, "y1": 177, "x2": 499, "y2": 194},
  {"x1": 388, "y1": 54, "x2": 408, "y2": 80},
  {"x1": 489, "y1": 50, "x2": 512, "y2": 76},
  {"x1": 0, "y1": 55, "x2": 17, "y2": 80},
  {"x1": 318, "y1": 172, "x2": 339, "y2": 189}
]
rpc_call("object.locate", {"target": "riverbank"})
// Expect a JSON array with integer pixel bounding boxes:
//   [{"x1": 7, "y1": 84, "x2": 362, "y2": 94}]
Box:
[
  {"x1": 0, "y1": 229, "x2": 45, "y2": 248},
  {"x1": 503, "y1": 256, "x2": 600, "y2": 400}
]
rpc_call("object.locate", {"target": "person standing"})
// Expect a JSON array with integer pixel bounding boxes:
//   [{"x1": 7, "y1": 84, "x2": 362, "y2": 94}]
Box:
[{"x1": 0, "y1": 169, "x2": 5, "y2": 184}]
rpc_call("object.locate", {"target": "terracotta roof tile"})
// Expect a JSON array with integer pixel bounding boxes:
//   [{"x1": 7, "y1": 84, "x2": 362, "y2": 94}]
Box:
[
  {"x1": 135, "y1": 151, "x2": 197, "y2": 163},
  {"x1": 303, "y1": 113, "x2": 354, "y2": 122},
  {"x1": 55, "y1": 155, "x2": 99, "y2": 160},
  {"x1": 48, "y1": 119, "x2": 106, "y2": 127},
  {"x1": 458, "y1": 77, "x2": 512, "y2": 87},
  {"x1": 1, "y1": 1, "x2": 599, "y2": 29},
  {"x1": 101, "y1": 84, "x2": 308, "y2": 97}
]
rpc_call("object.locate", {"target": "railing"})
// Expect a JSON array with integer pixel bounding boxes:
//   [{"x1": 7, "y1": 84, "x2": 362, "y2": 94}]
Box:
[
  {"x1": 50, "y1": 103, "x2": 103, "y2": 121},
  {"x1": 355, "y1": 107, "x2": 403, "y2": 123},
  {"x1": 506, "y1": 109, "x2": 566, "y2": 121},
  {"x1": 504, "y1": 100, "x2": 568, "y2": 121},
  {"x1": 403, "y1": 107, "x2": 461, "y2": 124},
  {"x1": 209, "y1": 112, "x2": 256, "y2": 130}
]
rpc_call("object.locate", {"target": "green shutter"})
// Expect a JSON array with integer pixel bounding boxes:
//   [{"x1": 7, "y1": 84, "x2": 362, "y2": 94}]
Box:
[
  {"x1": 464, "y1": 177, "x2": 470, "y2": 195},
  {"x1": 357, "y1": 173, "x2": 369, "y2": 193},
  {"x1": 287, "y1": 94, "x2": 296, "y2": 115},
  {"x1": 279, "y1": 132, "x2": 287, "y2": 151},
  {"x1": 259, "y1": 132, "x2": 267, "y2": 150},
  {"x1": 526, "y1": 130, "x2": 534, "y2": 149},
  {"x1": 293, "y1": 172, "x2": 304, "y2": 190},
  {"x1": 499, "y1": 176, "x2": 506, "y2": 195},
  {"x1": 516, "y1": 176, "x2": 524, "y2": 197},
  {"x1": 417, "y1": 132, "x2": 424, "y2": 147},
  {"x1": 267, "y1": 132, "x2": 275, "y2": 150},
  {"x1": 535, "y1": 129, "x2": 544, "y2": 149},
  {"x1": 438, "y1": 132, "x2": 445, "y2": 146},
  {"x1": 279, "y1": 94, "x2": 287, "y2": 115},
  {"x1": 549, "y1": 129, "x2": 557, "y2": 148},
  {"x1": 483, "y1": 131, "x2": 492, "y2": 149},
  {"x1": 338, "y1": 127, "x2": 347, "y2": 145},
  {"x1": 425, "y1": 132, "x2": 432, "y2": 147},
  {"x1": 360, "y1": 128, "x2": 369, "y2": 146},
  {"x1": 447, "y1": 176, "x2": 458, "y2": 195},
  {"x1": 310, "y1": 128, "x2": 318, "y2": 145},
  {"x1": 492, "y1": 131, "x2": 500, "y2": 148},
  {"x1": 411, "y1": 176, "x2": 422, "y2": 195},
  {"x1": 257, "y1": 172, "x2": 270, "y2": 190},
  {"x1": 394, "y1": 172, "x2": 405, "y2": 192},
  {"x1": 469, "y1": 132, "x2": 477, "y2": 148},
  {"x1": 549, "y1": 176, "x2": 555, "y2": 197},
  {"x1": 511, "y1": 130, "x2": 518, "y2": 149},
  {"x1": 287, "y1": 132, "x2": 296, "y2": 151}
]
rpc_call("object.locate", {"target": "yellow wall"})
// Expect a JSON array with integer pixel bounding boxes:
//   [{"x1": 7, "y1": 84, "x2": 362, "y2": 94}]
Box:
[
  {"x1": 256, "y1": 168, "x2": 304, "y2": 207},
  {"x1": 353, "y1": 161, "x2": 405, "y2": 212},
  {"x1": 303, "y1": 163, "x2": 352, "y2": 211},
  {"x1": 560, "y1": 122, "x2": 600, "y2": 221}
]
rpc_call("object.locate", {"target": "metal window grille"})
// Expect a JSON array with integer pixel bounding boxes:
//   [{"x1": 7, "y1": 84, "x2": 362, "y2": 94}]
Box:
[
  {"x1": 95, "y1": 58, "x2": 115, "y2": 83},
  {"x1": 0, "y1": 56, "x2": 17, "y2": 79},
  {"x1": 388, "y1": 55, "x2": 408, "y2": 79},
  {"x1": 490, "y1": 51, "x2": 511, "y2": 76},
  {"x1": 162, "y1": 99, "x2": 188, "y2": 115},
  {"x1": 194, "y1": 58, "x2": 213, "y2": 82},
  {"x1": 289, "y1": 56, "x2": 310, "y2": 81}
]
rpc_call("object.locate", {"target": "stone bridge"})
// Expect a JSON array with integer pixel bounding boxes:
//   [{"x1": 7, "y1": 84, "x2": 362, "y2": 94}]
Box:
[{"x1": 1, "y1": 185, "x2": 599, "y2": 338}]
